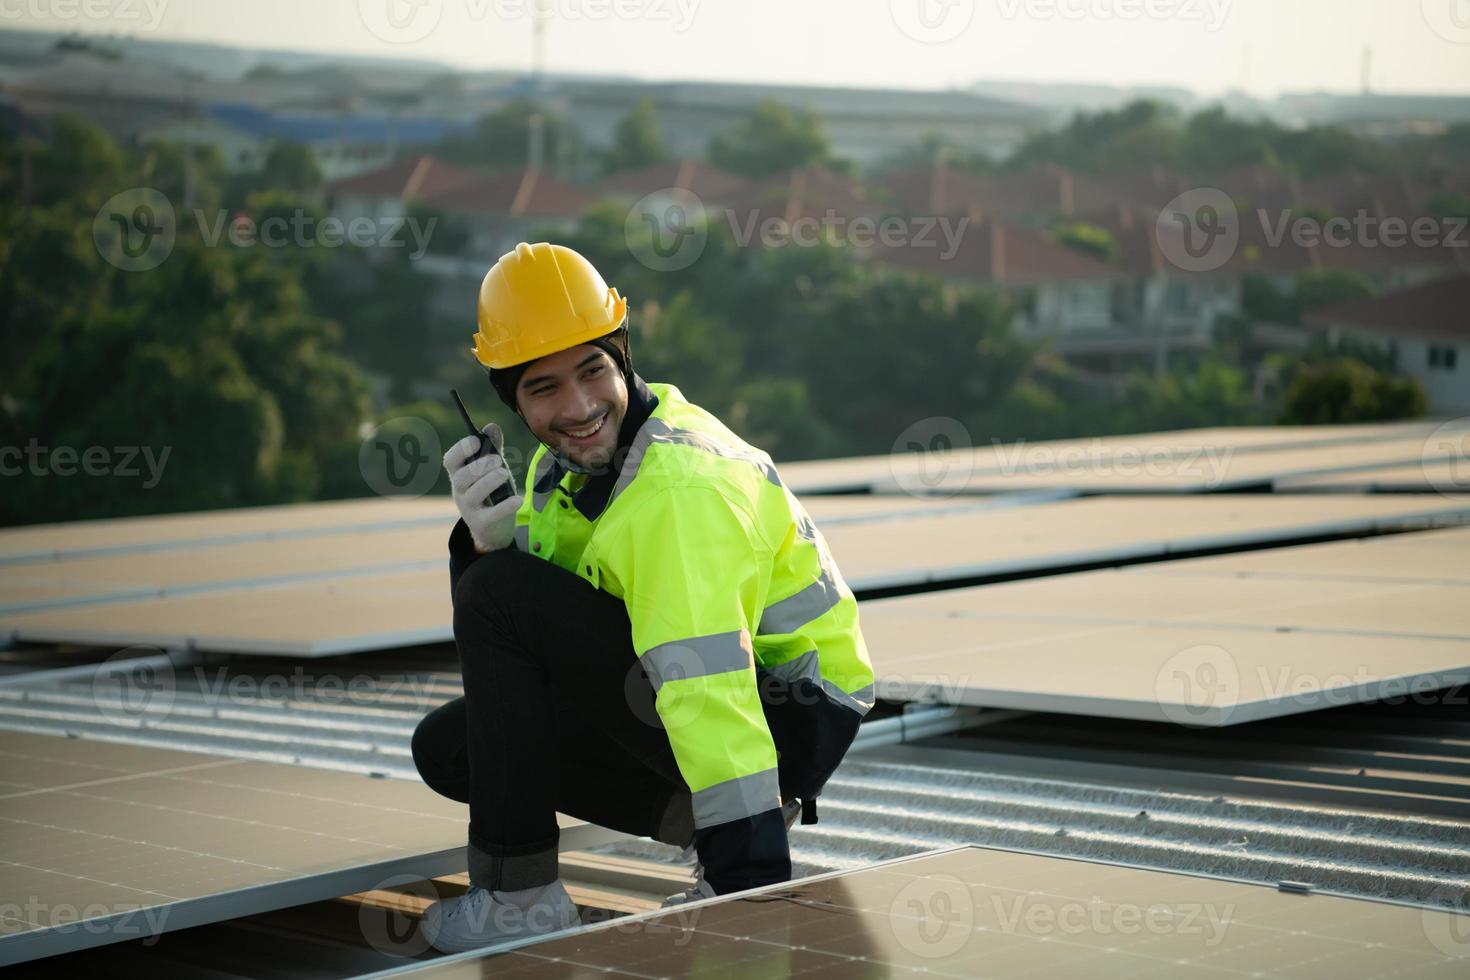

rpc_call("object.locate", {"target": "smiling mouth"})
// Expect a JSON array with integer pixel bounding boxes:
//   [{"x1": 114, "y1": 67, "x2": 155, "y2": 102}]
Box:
[{"x1": 561, "y1": 413, "x2": 608, "y2": 442}]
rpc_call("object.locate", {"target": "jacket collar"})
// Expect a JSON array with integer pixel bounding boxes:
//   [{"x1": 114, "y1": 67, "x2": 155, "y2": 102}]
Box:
[{"x1": 532, "y1": 371, "x2": 659, "y2": 521}]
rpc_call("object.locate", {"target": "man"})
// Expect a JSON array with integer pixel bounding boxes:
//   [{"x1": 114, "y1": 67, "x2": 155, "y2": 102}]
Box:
[{"x1": 411, "y1": 241, "x2": 875, "y2": 953}]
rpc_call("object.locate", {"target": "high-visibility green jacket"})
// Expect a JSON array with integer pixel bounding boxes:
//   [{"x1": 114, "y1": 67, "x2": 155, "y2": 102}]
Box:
[{"x1": 511, "y1": 381, "x2": 875, "y2": 831}]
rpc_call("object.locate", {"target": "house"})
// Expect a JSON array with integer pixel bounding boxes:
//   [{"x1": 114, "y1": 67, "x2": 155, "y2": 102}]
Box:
[
  {"x1": 324, "y1": 153, "x2": 593, "y2": 262},
  {"x1": 586, "y1": 158, "x2": 749, "y2": 208},
  {"x1": 1304, "y1": 276, "x2": 1470, "y2": 414},
  {"x1": 865, "y1": 215, "x2": 1125, "y2": 343}
]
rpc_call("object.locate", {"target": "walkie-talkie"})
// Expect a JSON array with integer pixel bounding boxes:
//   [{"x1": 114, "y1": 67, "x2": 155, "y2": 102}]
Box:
[{"x1": 450, "y1": 388, "x2": 514, "y2": 506}]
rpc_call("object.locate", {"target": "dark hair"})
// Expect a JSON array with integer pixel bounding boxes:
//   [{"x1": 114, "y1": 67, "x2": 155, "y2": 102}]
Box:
[{"x1": 487, "y1": 322, "x2": 633, "y2": 412}]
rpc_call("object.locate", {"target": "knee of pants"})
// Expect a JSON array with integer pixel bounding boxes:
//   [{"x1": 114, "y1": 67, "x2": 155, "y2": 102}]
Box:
[
  {"x1": 452, "y1": 546, "x2": 526, "y2": 613},
  {"x1": 411, "y1": 700, "x2": 468, "y2": 801}
]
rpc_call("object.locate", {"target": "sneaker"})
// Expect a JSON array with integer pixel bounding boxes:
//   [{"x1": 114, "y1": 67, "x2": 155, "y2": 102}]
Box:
[
  {"x1": 420, "y1": 879, "x2": 580, "y2": 954},
  {"x1": 662, "y1": 798, "x2": 803, "y2": 908}
]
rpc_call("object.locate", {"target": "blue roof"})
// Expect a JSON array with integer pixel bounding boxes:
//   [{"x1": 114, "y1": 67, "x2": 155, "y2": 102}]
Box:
[{"x1": 203, "y1": 102, "x2": 470, "y2": 145}]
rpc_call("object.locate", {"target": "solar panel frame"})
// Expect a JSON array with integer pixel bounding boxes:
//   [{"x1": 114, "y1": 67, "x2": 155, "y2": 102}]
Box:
[
  {"x1": 355, "y1": 842, "x2": 1470, "y2": 979},
  {"x1": 0, "y1": 731, "x2": 624, "y2": 966},
  {"x1": 4, "y1": 496, "x2": 1468, "y2": 659}
]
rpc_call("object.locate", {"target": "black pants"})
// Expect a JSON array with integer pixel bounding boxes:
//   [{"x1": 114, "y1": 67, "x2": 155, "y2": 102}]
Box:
[{"x1": 411, "y1": 546, "x2": 692, "y2": 891}]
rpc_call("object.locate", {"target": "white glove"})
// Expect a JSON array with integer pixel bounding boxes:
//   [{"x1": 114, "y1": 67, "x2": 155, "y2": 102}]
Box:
[{"x1": 443, "y1": 421, "x2": 523, "y2": 554}]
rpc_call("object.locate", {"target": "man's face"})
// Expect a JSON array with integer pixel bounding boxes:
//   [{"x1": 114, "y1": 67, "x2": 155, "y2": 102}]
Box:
[{"x1": 515, "y1": 344, "x2": 628, "y2": 471}]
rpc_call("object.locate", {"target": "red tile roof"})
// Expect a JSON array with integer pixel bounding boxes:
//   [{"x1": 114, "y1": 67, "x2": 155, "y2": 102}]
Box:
[
  {"x1": 588, "y1": 159, "x2": 749, "y2": 204},
  {"x1": 865, "y1": 214, "x2": 1124, "y2": 285},
  {"x1": 422, "y1": 168, "x2": 594, "y2": 217},
  {"x1": 325, "y1": 154, "x2": 481, "y2": 200},
  {"x1": 1303, "y1": 276, "x2": 1470, "y2": 343},
  {"x1": 325, "y1": 154, "x2": 592, "y2": 217}
]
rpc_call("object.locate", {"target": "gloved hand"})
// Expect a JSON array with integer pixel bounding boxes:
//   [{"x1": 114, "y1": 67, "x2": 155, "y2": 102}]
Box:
[{"x1": 443, "y1": 421, "x2": 522, "y2": 554}]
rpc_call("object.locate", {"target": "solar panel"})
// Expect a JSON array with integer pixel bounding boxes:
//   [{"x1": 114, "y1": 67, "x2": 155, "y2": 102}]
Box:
[
  {"x1": 821, "y1": 494, "x2": 1470, "y2": 592},
  {"x1": 4, "y1": 496, "x2": 1466, "y2": 658},
  {"x1": 865, "y1": 526, "x2": 1470, "y2": 725},
  {"x1": 365, "y1": 844, "x2": 1470, "y2": 978},
  {"x1": 0, "y1": 497, "x2": 455, "y2": 564},
  {"x1": 1156, "y1": 527, "x2": 1470, "y2": 585},
  {"x1": 0, "y1": 527, "x2": 445, "y2": 614},
  {"x1": 779, "y1": 421, "x2": 1462, "y2": 495},
  {"x1": 1276, "y1": 459, "x2": 1467, "y2": 495},
  {"x1": 0, "y1": 730, "x2": 621, "y2": 966},
  {"x1": 888, "y1": 434, "x2": 1467, "y2": 496}
]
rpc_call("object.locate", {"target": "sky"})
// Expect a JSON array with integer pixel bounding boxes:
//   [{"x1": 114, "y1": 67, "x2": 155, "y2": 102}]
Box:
[{"x1": 7, "y1": 0, "x2": 1470, "y2": 97}]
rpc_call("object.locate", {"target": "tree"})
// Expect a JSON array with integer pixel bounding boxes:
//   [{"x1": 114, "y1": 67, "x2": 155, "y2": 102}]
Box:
[
  {"x1": 1053, "y1": 222, "x2": 1117, "y2": 262},
  {"x1": 1294, "y1": 268, "x2": 1375, "y2": 317},
  {"x1": 2, "y1": 123, "x2": 372, "y2": 526},
  {"x1": 708, "y1": 100, "x2": 844, "y2": 178},
  {"x1": 257, "y1": 141, "x2": 322, "y2": 194},
  {"x1": 603, "y1": 98, "x2": 667, "y2": 176},
  {"x1": 1009, "y1": 100, "x2": 1183, "y2": 175},
  {"x1": 1279, "y1": 356, "x2": 1426, "y2": 424}
]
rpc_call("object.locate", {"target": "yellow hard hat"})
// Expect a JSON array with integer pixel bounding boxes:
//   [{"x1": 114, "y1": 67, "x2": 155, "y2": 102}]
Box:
[{"x1": 472, "y1": 242, "x2": 629, "y2": 370}]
